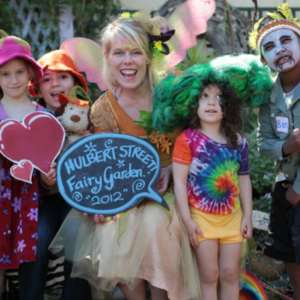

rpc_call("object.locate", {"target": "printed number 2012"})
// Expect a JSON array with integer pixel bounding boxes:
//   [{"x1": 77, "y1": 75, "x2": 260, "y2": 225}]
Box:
[{"x1": 91, "y1": 192, "x2": 124, "y2": 206}]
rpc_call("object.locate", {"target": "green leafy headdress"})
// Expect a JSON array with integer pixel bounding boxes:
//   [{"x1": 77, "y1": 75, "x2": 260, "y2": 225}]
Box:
[{"x1": 140, "y1": 54, "x2": 273, "y2": 134}]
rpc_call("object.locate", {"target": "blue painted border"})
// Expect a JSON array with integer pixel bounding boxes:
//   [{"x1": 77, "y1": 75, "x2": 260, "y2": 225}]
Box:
[{"x1": 57, "y1": 133, "x2": 165, "y2": 215}]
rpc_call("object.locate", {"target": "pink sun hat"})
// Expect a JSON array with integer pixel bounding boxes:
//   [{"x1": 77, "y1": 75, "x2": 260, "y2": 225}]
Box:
[{"x1": 0, "y1": 30, "x2": 43, "y2": 84}]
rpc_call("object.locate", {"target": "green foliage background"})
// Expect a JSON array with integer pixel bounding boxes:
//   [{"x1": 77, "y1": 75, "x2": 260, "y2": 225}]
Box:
[
  {"x1": 0, "y1": 0, "x2": 16, "y2": 34},
  {"x1": 0, "y1": 0, "x2": 120, "y2": 43}
]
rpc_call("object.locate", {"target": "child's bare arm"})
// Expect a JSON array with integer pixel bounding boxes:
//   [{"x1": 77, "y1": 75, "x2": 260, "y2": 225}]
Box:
[
  {"x1": 238, "y1": 174, "x2": 253, "y2": 239},
  {"x1": 173, "y1": 162, "x2": 191, "y2": 222},
  {"x1": 173, "y1": 162, "x2": 203, "y2": 248}
]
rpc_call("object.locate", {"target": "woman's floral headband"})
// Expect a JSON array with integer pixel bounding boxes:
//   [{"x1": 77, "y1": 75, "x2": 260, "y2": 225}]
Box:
[
  {"x1": 149, "y1": 29, "x2": 175, "y2": 57},
  {"x1": 119, "y1": 12, "x2": 175, "y2": 58}
]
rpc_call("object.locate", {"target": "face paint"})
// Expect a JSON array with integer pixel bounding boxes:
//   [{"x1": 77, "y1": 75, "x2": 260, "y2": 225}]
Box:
[
  {"x1": 261, "y1": 29, "x2": 300, "y2": 72},
  {"x1": 112, "y1": 37, "x2": 137, "y2": 52}
]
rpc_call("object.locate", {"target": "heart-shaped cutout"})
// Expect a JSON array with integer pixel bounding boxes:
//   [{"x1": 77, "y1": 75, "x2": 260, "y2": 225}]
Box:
[
  {"x1": 10, "y1": 160, "x2": 34, "y2": 183},
  {"x1": 0, "y1": 111, "x2": 65, "y2": 176}
]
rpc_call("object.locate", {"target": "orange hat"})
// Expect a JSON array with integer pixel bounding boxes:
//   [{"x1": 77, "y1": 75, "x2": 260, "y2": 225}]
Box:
[{"x1": 28, "y1": 50, "x2": 88, "y2": 97}]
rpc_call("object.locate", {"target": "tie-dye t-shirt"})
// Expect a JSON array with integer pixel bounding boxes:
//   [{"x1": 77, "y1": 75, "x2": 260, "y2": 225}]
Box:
[{"x1": 173, "y1": 128, "x2": 250, "y2": 215}]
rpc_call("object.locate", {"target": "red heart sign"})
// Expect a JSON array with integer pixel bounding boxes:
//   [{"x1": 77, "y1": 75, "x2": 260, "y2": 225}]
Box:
[
  {"x1": 0, "y1": 112, "x2": 65, "y2": 176},
  {"x1": 10, "y1": 160, "x2": 34, "y2": 183}
]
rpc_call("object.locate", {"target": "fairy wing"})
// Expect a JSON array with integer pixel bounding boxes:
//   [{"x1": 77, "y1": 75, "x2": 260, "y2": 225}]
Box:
[
  {"x1": 59, "y1": 0, "x2": 215, "y2": 89},
  {"x1": 60, "y1": 38, "x2": 108, "y2": 91},
  {"x1": 156, "y1": 0, "x2": 216, "y2": 70}
]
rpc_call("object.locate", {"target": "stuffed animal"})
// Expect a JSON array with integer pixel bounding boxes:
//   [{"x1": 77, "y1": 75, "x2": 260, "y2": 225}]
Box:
[{"x1": 57, "y1": 86, "x2": 91, "y2": 148}]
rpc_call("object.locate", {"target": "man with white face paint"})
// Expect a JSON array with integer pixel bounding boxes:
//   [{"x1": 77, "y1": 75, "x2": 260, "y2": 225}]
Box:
[{"x1": 249, "y1": 4, "x2": 300, "y2": 299}]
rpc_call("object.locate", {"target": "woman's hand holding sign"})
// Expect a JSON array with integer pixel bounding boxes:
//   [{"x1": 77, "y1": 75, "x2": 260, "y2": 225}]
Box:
[
  {"x1": 156, "y1": 165, "x2": 172, "y2": 196},
  {"x1": 86, "y1": 164, "x2": 173, "y2": 224}
]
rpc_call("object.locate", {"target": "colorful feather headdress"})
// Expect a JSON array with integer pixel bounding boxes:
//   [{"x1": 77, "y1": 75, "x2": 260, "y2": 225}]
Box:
[
  {"x1": 58, "y1": 0, "x2": 216, "y2": 90},
  {"x1": 249, "y1": 3, "x2": 300, "y2": 53}
]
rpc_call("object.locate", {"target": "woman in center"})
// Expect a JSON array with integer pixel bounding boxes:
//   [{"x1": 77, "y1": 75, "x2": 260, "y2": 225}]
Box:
[{"x1": 50, "y1": 15, "x2": 200, "y2": 300}]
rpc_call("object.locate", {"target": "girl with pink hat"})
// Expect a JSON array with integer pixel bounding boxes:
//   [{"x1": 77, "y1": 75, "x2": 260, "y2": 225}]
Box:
[{"x1": 0, "y1": 30, "x2": 56, "y2": 298}]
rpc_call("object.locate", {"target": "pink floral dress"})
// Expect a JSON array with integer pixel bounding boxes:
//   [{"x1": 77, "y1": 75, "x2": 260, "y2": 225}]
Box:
[{"x1": 0, "y1": 103, "x2": 44, "y2": 269}]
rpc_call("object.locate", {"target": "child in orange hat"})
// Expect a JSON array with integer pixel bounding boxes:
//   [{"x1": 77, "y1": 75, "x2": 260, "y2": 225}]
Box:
[
  {"x1": 21, "y1": 50, "x2": 92, "y2": 300},
  {"x1": 28, "y1": 49, "x2": 88, "y2": 111}
]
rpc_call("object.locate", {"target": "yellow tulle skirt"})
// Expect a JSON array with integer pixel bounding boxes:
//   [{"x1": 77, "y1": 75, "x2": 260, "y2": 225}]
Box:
[{"x1": 49, "y1": 195, "x2": 201, "y2": 300}]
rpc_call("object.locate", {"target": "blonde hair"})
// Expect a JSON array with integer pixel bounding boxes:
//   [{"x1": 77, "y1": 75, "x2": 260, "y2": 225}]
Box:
[{"x1": 101, "y1": 17, "x2": 158, "y2": 93}]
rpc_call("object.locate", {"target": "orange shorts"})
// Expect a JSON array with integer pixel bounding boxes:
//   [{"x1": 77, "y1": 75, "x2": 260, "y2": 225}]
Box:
[{"x1": 190, "y1": 206, "x2": 244, "y2": 244}]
